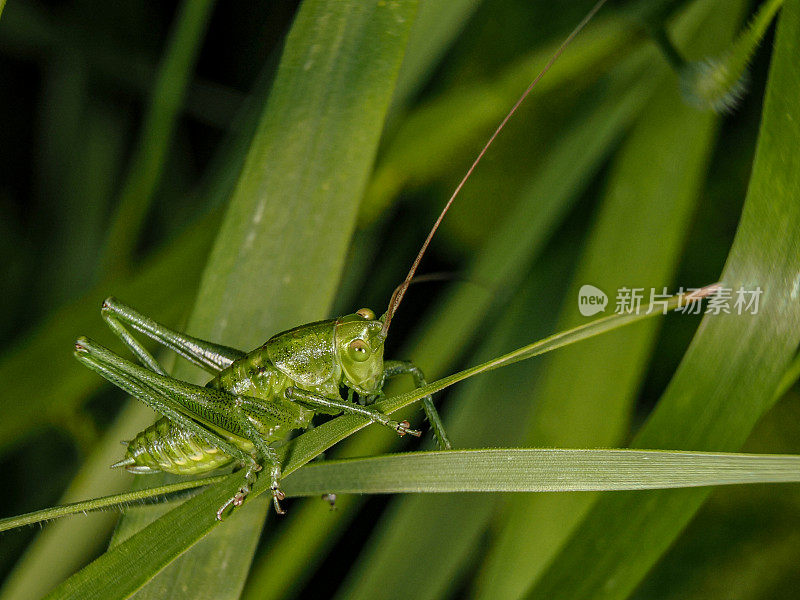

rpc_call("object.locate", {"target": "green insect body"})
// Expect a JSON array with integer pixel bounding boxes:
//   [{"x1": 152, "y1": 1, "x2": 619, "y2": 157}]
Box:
[
  {"x1": 121, "y1": 417, "x2": 241, "y2": 476},
  {"x1": 117, "y1": 314, "x2": 387, "y2": 477},
  {"x1": 75, "y1": 298, "x2": 441, "y2": 518}
]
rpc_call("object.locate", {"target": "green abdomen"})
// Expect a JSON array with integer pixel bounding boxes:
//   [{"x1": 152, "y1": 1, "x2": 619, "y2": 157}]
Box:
[
  {"x1": 123, "y1": 417, "x2": 241, "y2": 474},
  {"x1": 121, "y1": 352, "x2": 314, "y2": 476}
]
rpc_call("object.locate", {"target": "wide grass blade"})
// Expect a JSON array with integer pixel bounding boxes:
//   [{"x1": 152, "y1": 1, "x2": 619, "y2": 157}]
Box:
[
  {"x1": 522, "y1": 2, "x2": 800, "y2": 598},
  {"x1": 9, "y1": 446, "x2": 800, "y2": 532},
  {"x1": 280, "y1": 449, "x2": 800, "y2": 494},
  {"x1": 44, "y1": 1, "x2": 420, "y2": 598}
]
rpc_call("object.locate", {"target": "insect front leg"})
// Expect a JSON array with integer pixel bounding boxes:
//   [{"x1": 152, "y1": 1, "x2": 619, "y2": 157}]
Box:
[
  {"x1": 383, "y1": 360, "x2": 451, "y2": 450},
  {"x1": 101, "y1": 297, "x2": 245, "y2": 373},
  {"x1": 73, "y1": 337, "x2": 268, "y2": 519},
  {"x1": 284, "y1": 387, "x2": 421, "y2": 438}
]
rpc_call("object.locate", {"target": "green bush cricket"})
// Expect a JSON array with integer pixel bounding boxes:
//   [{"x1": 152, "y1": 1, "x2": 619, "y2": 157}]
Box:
[{"x1": 73, "y1": 0, "x2": 609, "y2": 521}]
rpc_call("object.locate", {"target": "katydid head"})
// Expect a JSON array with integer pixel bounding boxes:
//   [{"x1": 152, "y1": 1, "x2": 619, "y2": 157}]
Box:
[{"x1": 335, "y1": 308, "x2": 385, "y2": 395}]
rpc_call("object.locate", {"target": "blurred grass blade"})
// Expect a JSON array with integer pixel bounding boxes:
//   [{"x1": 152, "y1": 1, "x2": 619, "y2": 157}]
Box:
[
  {"x1": 388, "y1": 0, "x2": 483, "y2": 117},
  {"x1": 680, "y1": 0, "x2": 784, "y2": 111},
  {"x1": 0, "y1": 213, "x2": 218, "y2": 454},
  {"x1": 523, "y1": 2, "x2": 800, "y2": 599},
  {"x1": 100, "y1": 0, "x2": 216, "y2": 276},
  {"x1": 280, "y1": 449, "x2": 800, "y2": 494},
  {"x1": 361, "y1": 14, "x2": 636, "y2": 225},
  {"x1": 44, "y1": 1, "x2": 420, "y2": 599},
  {"x1": 475, "y1": 1, "x2": 747, "y2": 596}
]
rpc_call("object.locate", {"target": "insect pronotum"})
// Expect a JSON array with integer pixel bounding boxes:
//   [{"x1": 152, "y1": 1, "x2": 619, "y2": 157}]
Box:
[{"x1": 73, "y1": 0, "x2": 609, "y2": 520}]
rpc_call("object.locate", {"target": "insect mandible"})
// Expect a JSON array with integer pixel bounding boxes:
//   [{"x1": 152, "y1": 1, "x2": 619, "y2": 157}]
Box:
[{"x1": 73, "y1": 0, "x2": 608, "y2": 521}]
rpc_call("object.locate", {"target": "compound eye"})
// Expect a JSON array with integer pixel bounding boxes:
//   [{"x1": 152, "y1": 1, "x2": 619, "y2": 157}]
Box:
[
  {"x1": 356, "y1": 308, "x2": 375, "y2": 320},
  {"x1": 348, "y1": 339, "x2": 370, "y2": 362}
]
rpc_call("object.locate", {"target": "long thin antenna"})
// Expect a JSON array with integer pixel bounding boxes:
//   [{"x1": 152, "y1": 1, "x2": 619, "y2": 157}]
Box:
[{"x1": 381, "y1": 0, "x2": 609, "y2": 337}]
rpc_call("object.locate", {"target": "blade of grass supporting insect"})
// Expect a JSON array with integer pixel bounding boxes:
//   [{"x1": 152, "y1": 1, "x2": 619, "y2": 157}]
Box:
[
  {"x1": 242, "y1": 51, "x2": 669, "y2": 597},
  {"x1": 49, "y1": 2, "x2": 421, "y2": 599},
  {"x1": 474, "y1": 2, "x2": 747, "y2": 597},
  {"x1": 13, "y1": 441, "x2": 800, "y2": 536},
  {"x1": 521, "y1": 2, "x2": 800, "y2": 598},
  {"x1": 278, "y1": 449, "x2": 800, "y2": 494},
  {"x1": 8, "y1": 353, "x2": 800, "y2": 536},
  {"x1": 0, "y1": 473, "x2": 234, "y2": 533},
  {"x1": 99, "y1": 0, "x2": 216, "y2": 276}
]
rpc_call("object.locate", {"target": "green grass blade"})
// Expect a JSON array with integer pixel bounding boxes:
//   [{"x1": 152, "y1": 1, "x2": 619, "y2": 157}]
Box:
[
  {"x1": 0, "y1": 473, "x2": 230, "y2": 533},
  {"x1": 522, "y1": 2, "x2": 800, "y2": 598},
  {"x1": 361, "y1": 14, "x2": 636, "y2": 226},
  {"x1": 13, "y1": 443, "x2": 800, "y2": 531},
  {"x1": 387, "y1": 0, "x2": 483, "y2": 115},
  {"x1": 100, "y1": 0, "x2": 216, "y2": 276},
  {"x1": 44, "y1": 1, "x2": 420, "y2": 598},
  {"x1": 279, "y1": 449, "x2": 800, "y2": 494},
  {"x1": 475, "y1": 2, "x2": 747, "y2": 596},
  {"x1": 0, "y1": 214, "x2": 218, "y2": 453}
]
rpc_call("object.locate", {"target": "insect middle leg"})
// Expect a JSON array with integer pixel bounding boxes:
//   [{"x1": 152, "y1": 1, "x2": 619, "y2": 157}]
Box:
[
  {"x1": 74, "y1": 337, "x2": 285, "y2": 517},
  {"x1": 383, "y1": 360, "x2": 451, "y2": 450}
]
